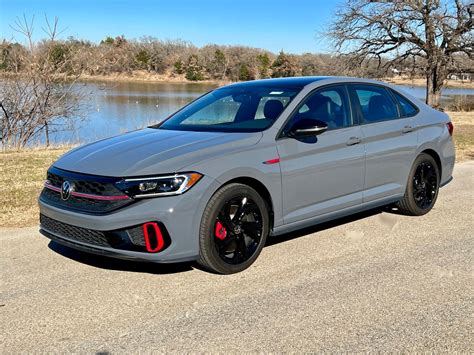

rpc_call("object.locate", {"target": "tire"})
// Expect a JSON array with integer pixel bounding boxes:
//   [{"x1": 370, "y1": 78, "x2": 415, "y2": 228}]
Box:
[
  {"x1": 197, "y1": 183, "x2": 270, "y2": 274},
  {"x1": 397, "y1": 153, "x2": 440, "y2": 216}
]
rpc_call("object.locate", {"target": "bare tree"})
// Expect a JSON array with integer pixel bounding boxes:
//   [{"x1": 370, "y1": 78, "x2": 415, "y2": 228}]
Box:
[
  {"x1": 0, "y1": 15, "x2": 86, "y2": 149},
  {"x1": 329, "y1": 0, "x2": 473, "y2": 107}
]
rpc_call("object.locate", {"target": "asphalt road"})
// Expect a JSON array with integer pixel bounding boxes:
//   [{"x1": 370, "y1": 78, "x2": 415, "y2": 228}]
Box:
[{"x1": 1, "y1": 161, "x2": 473, "y2": 353}]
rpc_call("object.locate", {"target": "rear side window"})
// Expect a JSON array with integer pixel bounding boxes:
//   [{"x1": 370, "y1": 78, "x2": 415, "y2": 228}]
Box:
[
  {"x1": 392, "y1": 91, "x2": 419, "y2": 117},
  {"x1": 352, "y1": 85, "x2": 399, "y2": 123}
]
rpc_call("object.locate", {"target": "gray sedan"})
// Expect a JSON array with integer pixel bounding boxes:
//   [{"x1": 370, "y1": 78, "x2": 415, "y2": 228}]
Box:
[{"x1": 39, "y1": 77, "x2": 455, "y2": 274}]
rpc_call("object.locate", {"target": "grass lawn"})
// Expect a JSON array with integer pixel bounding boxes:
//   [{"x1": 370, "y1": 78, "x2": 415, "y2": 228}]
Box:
[
  {"x1": 447, "y1": 112, "x2": 474, "y2": 161},
  {"x1": 0, "y1": 111, "x2": 472, "y2": 228},
  {"x1": 0, "y1": 147, "x2": 69, "y2": 228}
]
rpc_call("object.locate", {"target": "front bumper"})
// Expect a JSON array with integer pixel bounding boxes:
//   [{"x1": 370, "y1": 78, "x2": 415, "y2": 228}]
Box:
[{"x1": 39, "y1": 175, "x2": 220, "y2": 263}]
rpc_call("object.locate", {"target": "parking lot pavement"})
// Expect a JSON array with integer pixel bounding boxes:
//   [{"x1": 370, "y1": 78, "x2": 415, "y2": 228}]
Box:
[{"x1": 1, "y1": 161, "x2": 473, "y2": 353}]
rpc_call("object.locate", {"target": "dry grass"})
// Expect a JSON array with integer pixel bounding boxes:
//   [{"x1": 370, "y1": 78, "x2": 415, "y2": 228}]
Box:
[
  {"x1": 0, "y1": 147, "x2": 69, "y2": 228},
  {"x1": 448, "y1": 111, "x2": 474, "y2": 161},
  {"x1": 0, "y1": 113, "x2": 472, "y2": 228}
]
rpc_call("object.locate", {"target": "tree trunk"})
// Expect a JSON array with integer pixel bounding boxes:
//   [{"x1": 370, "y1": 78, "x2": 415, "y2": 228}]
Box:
[
  {"x1": 426, "y1": 68, "x2": 442, "y2": 108},
  {"x1": 45, "y1": 123, "x2": 50, "y2": 147}
]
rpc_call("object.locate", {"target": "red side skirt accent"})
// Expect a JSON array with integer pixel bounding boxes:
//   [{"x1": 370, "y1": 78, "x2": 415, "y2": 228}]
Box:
[{"x1": 263, "y1": 158, "x2": 280, "y2": 165}]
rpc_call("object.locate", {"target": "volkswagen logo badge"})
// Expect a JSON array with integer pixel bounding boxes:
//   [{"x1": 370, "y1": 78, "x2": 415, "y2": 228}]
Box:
[{"x1": 61, "y1": 181, "x2": 74, "y2": 201}]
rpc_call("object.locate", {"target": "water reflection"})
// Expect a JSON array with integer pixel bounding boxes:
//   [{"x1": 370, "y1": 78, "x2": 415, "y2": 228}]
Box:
[{"x1": 51, "y1": 81, "x2": 217, "y2": 144}]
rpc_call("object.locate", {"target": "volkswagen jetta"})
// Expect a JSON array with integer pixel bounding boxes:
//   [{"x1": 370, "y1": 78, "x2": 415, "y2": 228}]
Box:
[{"x1": 39, "y1": 77, "x2": 455, "y2": 274}]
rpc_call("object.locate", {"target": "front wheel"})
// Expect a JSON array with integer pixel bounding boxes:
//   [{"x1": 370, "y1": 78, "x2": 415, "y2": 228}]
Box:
[
  {"x1": 397, "y1": 153, "x2": 440, "y2": 216},
  {"x1": 198, "y1": 183, "x2": 269, "y2": 274}
]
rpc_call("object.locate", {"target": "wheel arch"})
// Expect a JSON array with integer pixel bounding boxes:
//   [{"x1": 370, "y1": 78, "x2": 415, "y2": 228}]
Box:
[
  {"x1": 220, "y1": 176, "x2": 275, "y2": 231},
  {"x1": 420, "y1": 148, "x2": 442, "y2": 179}
]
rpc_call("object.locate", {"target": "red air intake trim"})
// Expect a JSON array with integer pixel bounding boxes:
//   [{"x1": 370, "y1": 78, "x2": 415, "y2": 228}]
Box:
[{"x1": 143, "y1": 222, "x2": 165, "y2": 253}]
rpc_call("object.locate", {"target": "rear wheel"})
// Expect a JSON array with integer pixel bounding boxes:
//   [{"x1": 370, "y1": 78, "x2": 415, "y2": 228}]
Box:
[
  {"x1": 397, "y1": 153, "x2": 440, "y2": 216},
  {"x1": 198, "y1": 183, "x2": 269, "y2": 274}
]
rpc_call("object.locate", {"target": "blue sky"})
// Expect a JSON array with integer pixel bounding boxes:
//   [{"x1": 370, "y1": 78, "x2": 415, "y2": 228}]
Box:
[{"x1": 0, "y1": 0, "x2": 340, "y2": 54}]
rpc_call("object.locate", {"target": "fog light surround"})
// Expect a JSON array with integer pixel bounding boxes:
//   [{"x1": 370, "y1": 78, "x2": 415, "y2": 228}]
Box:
[{"x1": 143, "y1": 222, "x2": 165, "y2": 253}]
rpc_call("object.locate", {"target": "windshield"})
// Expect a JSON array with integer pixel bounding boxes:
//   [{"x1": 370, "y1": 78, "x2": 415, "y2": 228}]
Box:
[{"x1": 156, "y1": 85, "x2": 302, "y2": 132}]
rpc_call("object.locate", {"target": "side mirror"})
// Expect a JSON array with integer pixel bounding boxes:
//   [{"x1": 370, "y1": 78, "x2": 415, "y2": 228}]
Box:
[{"x1": 287, "y1": 119, "x2": 328, "y2": 138}]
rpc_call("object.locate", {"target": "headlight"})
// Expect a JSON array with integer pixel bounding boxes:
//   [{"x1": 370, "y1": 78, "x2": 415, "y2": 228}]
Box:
[{"x1": 116, "y1": 172, "x2": 203, "y2": 198}]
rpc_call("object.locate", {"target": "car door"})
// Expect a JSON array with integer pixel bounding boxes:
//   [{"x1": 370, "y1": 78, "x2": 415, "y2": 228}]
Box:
[
  {"x1": 348, "y1": 84, "x2": 418, "y2": 202},
  {"x1": 276, "y1": 85, "x2": 366, "y2": 225}
]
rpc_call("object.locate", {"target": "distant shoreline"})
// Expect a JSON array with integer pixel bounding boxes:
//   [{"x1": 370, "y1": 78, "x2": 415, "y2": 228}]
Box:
[
  {"x1": 384, "y1": 77, "x2": 474, "y2": 89},
  {"x1": 3, "y1": 71, "x2": 473, "y2": 89},
  {"x1": 78, "y1": 72, "x2": 228, "y2": 86},
  {"x1": 81, "y1": 72, "x2": 474, "y2": 89}
]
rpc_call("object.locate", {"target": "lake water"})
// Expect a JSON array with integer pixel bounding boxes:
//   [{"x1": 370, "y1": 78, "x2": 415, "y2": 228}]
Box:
[{"x1": 48, "y1": 81, "x2": 473, "y2": 145}]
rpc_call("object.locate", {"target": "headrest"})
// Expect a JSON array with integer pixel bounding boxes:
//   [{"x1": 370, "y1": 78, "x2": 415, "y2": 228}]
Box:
[{"x1": 263, "y1": 100, "x2": 284, "y2": 120}]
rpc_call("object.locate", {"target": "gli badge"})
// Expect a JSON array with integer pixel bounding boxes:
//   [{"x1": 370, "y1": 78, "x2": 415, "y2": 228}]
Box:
[{"x1": 61, "y1": 181, "x2": 74, "y2": 201}]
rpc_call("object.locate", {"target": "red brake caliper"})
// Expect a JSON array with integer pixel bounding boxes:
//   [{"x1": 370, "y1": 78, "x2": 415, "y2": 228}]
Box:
[{"x1": 215, "y1": 221, "x2": 227, "y2": 240}]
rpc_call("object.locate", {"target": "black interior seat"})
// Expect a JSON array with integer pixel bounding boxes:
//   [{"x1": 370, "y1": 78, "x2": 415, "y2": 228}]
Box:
[
  {"x1": 304, "y1": 94, "x2": 336, "y2": 128},
  {"x1": 367, "y1": 95, "x2": 394, "y2": 121},
  {"x1": 263, "y1": 100, "x2": 284, "y2": 120}
]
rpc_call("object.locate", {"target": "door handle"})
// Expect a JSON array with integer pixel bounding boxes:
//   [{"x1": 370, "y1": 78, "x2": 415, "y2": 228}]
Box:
[
  {"x1": 346, "y1": 137, "x2": 362, "y2": 146},
  {"x1": 402, "y1": 125, "x2": 413, "y2": 133}
]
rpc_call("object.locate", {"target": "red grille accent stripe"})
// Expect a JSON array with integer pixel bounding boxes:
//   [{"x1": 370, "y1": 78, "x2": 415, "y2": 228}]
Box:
[
  {"x1": 44, "y1": 182, "x2": 61, "y2": 193},
  {"x1": 70, "y1": 190, "x2": 130, "y2": 201},
  {"x1": 44, "y1": 182, "x2": 130, "y2": 201}
]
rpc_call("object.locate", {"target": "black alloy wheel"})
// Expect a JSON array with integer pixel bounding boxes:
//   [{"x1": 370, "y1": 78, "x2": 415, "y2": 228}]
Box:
[
  {"x1": 412, "y1": 161, "x2": 438, "y2": 209},
  {"x1": 397, "y1": 153, "x2": 440, "y2": 216},
  {"x1": 214, "y1": 196, "x2": 263, "y2": 265},
  {"x1": 198, "y1": 183, "x2": 269, "y2": 274}
]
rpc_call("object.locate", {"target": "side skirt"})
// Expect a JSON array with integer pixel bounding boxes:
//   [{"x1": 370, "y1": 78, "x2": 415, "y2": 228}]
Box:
[{"x1": 270, "y1": 195, "x2": 403, "y2": 237}]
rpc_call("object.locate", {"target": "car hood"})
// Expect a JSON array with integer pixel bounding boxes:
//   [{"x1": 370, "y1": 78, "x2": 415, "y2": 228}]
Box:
[{"x1": 54, "y1": 128, "x2": 262, "y2": 177}]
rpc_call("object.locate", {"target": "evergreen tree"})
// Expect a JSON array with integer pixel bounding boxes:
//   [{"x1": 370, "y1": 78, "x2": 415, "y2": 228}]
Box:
[
  {"x1": 271, "y1": 50, "x2": 298, "y2": 78},
  {"x1": 173, "y1": 59, "x2": 185, "y2": 74},
  {"x1": 185, "y1": 54, "x2": 204, "y2": 81},
  {"x1": 135, "y1": 49, "x2": 150, "y2": 70},
  {"x1": 100, "y1": 36, "x2": 114, "y2": 45},
  {"x1": 238, "y1": 63, "x2": 251, "y2": 81},
  {"x1": 211, "y1": 49, "x2": 227, "y2": 79},
  {"x1": 256, "y1": 53, "x2": 271, "y2": 78}
]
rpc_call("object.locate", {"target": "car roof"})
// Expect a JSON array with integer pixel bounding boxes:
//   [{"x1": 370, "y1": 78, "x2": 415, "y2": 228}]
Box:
[
  {"x1": 222, "y1": 76, "x2": 397, "y2": 90},
  {"x1": 224, "y1": 76, "x2": 333, "y2": 89}
]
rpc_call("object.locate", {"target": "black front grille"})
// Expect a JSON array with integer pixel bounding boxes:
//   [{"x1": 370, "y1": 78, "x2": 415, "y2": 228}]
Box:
[
  {"x1": 40, "y1": 188, "x2": 131, "y2": 214},
  {"x1": 40, "y1": 214, "x2": 112, "y2": 247},
  {"x1": 40, "y1": 167, "x2": 133, "y2": 214},
  {"x1": 47, "y1": 171, "x2": 122, "y2": 196},
  {"x1": 40, "y1": 214, "x2": 149, "y2": 251}
]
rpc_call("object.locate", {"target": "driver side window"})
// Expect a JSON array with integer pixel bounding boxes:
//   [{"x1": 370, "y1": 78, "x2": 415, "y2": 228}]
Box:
[{"x1": 287, "y1": 85, "x2": 352, "y2": 131}]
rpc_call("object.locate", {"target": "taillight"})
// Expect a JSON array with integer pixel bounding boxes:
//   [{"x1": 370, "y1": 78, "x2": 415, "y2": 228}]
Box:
[{"x1": 446, "y1": 122, "x2": 454, "y2": 136}]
